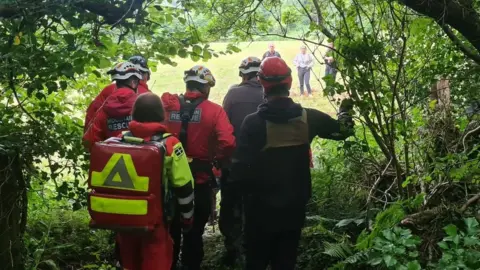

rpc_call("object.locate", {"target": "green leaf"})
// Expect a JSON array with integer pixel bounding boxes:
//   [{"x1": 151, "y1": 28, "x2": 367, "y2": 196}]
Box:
[
  {"x1": 383, "y1": 255, "x2": 397, "y2": 267},
  {"x1": 203, "y1": 49, "x2": 212, "y2": 60},
  {"x1": 382, "y1": 229, "x2": 394, "y2": 241},
  {"x1": 192, "y1": 45, "x2": 202, "y2": 55},
  {"x1": 463, "y1": 236, "x2": 479, "y2": 247},
  {"x1": 41, "y1": 259, "x2": 59, "y2": 270},
  {"x1": 178, "y1": 49, "x2": 188, "y2": 58},
  {"x1": 178, "y1": 17, "x2": 186, "y2": 24},
  {"x1": 92, "y1": 70, "x2": 102, "y2": 78},
  {"x1": 59, "y1": 81, "x2": 68, "y2": 90},
  {"x1": 444, "y1": 224, "x2": 458, "y2": 237},
  {"x1": 63, "y1": 34, "x2": 75, "y2": 47},
  {"x1": 98, "y1": 58, "x2": 110, "y2": 69},
  {"x1": 406, "y1": 261, "x2": 421, "y2": 270},
  {"x1": 368, "y1": 257, "x2": 383, "y2": 266},
  {"x1": 438, "y1": 241, "x2": 449, "y2": 249},
  {"x1": 45, "y1": 81, "x2": 58, "y2": 94},
  {"x1": 465, "y1": 217, "x2": 479, "y2": 232}
]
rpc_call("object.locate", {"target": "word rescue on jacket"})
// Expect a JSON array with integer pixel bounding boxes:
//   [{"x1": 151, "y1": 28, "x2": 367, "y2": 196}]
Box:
[
  {"x1": 169, "y1": 109, "x2": 202, "y2": 123},
  {"x1": 107, "y1": 116, "x2": 133, "y2": 132}
]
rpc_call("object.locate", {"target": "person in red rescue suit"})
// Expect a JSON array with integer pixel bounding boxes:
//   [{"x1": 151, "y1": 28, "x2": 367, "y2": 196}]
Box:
[
  {"x1": 224, "y1": 57, "x2": 355, "y2": 270},
  {"x1": 107, "y1": 92, "x2": 195, "y2": 270},
  {"x1": 83, "y1": 62, "x2": 143, "y2": 150},
  {"x1": 84, "y1": 55, "x2": 151, "y2": 133},
  {"x1": 161, "y1": 65, "x2": 236, "y2": 270}
]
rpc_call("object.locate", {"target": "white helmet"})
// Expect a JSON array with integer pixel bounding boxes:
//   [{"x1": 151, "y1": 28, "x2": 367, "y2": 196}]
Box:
[
  {"x1": 107, "y1": 62, "x2": 143, "y2": 81},
  {"x1": 239, "y1": 57, "x2": 261, "y2": 74},
  {"x1": 183, "y1": 65, "x2": 216, "y2": 87}
]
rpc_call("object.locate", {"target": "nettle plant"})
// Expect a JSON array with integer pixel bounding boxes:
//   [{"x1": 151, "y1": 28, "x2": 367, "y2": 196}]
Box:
[
  {"x1": 434, "y1": 218, "x2": 480, "y2": 270},
  {"x1": 367, "y1": 226, "x2": 422, "y2": 270}
]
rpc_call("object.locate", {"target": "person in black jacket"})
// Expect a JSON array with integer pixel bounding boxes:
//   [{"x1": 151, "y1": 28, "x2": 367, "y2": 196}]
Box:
[
  {"x1": 220, "y1": 56, "x2": 265, "y2": 266},
  {"x1": 225, "y1": 57, "x2": 354, "y2": 270}
]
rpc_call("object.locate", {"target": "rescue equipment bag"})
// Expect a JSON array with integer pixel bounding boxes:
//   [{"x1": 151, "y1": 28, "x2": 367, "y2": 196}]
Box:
[{"x1": 87, "y1": 133, "x2": 171, "y2": 232}]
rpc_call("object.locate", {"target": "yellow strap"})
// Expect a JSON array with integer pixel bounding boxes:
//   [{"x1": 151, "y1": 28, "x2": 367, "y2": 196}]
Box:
[{"x1": 90, "y1": 196, "x2": 148, "y2": 215}]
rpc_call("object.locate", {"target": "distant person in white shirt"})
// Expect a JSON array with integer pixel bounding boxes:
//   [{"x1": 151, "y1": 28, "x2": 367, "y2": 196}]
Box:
[
  {"x1": 262, "y1": 43, "x2": 281, "y2": 59},
  {"x1": 293, "y1": 45, "x2": 314, "y2": 96}
]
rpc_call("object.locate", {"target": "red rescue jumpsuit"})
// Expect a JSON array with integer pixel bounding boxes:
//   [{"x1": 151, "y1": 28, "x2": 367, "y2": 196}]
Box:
[{"x1": 161, "y1": 91, "x2": 235, "y2": 270}]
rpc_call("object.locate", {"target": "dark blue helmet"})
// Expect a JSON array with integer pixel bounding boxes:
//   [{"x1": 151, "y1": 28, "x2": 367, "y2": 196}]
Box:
[{"x1": 128, "y1": 56, "x2": 149, "y2": 73}]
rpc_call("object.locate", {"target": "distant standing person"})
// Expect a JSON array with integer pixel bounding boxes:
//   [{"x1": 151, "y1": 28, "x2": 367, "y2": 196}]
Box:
[
  {"x1": 293, "y1": 45, "x2": 314, "y2": 97},
  {"x1": 262, "y1": 43, "x2": 281, "y2": 60},
  {"x1": 324, "y1": 41, "x2": 337, "y2": 81}
]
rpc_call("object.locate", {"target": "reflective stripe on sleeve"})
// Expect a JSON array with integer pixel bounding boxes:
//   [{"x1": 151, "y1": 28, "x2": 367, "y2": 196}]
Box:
[
  {"x1": 181, "y1": 208, "x2": 194, "y2": 219},
  {"x1": 178, "y1": 192, "x2": 194, "y2": 205}
]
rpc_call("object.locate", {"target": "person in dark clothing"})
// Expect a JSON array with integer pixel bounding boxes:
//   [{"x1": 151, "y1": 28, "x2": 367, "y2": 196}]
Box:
[
  {"x1": 324, "y1": 41, "x2": 338, "y2": 81},
  {"x1": 220, "y1": 56, "x2": 264, "y2": 266},
  {"x1": 225, "y1": 57, "x2": 354, "y2": 270},
  {"x1": 262, "y1": 43, "x2": 281, "y2": 60}
]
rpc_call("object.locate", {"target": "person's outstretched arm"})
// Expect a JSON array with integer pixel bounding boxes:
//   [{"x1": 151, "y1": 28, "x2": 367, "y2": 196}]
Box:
[
  {"x1": 165, "y1": 136, "x2": 195, "y2": 232},
  {"x1": 307, "y1": 99, "x2": 354, "y2": 141}
]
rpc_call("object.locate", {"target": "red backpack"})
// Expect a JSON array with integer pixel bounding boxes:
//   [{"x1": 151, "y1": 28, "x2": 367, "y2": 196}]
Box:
[{"x1": 87, "y1": 134, "x2": 170, "y2": 232}]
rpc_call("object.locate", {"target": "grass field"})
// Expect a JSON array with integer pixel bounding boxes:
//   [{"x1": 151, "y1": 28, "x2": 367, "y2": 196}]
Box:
[{"x1": 150, "y1": 41, "x2": 336, "y2": 115}]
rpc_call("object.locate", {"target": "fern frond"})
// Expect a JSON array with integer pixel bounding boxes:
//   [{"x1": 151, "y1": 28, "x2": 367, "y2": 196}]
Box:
[
  {"x1": 343, "y1": 250, "x2": 369, "y2": 264},
  {"x1": 323, "y1": 241, "x2": 354, "y2": 259}
]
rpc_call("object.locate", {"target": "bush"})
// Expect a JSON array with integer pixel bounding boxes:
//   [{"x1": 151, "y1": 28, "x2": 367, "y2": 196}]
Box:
[{"x1": 24, "y1": 206, "x2": 115, "y2": 270}]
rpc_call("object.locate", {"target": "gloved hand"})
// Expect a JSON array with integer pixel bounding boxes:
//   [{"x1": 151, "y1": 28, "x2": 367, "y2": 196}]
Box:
[
  {"x1": 339, "y1": 98, "x2": 354, "y2": 113},
  {"x1": 181, "y1": 216, "x2": 193, "y2": 234},
  {"x1": 338, "y1": 98, "x2": 355, "y2": 131}
]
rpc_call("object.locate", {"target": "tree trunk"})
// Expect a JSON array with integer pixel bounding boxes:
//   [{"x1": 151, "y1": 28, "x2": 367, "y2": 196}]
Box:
[{"x1": 0, "y1": 154, "x2": 27, "y2": 270}]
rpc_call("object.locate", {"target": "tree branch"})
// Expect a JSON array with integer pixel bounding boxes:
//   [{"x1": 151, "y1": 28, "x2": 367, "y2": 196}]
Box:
[
  {"x1": 399, "y1": 0, "x2": 480, "y2": 58},
  {"x1": 0, "y1": 0, "x2": 145, "y2": 26},
  {"x1": 440, "y1": 23, "x2": 480, "y2": 65}
]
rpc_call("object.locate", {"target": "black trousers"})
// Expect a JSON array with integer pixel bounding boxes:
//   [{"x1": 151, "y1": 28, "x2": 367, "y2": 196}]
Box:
[
  {"x1": 170, "y1": 183, "x2": 212, "y2": 270},
  {"x1": 244, "y1": 226, "x2": 302, "y2": 270},
  {"x1": 219, "y1": 169, "x2": 244, "y2": 255}
]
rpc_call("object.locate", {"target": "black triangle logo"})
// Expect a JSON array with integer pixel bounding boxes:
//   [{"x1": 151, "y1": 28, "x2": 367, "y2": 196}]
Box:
[{"x1": 102, "y1": 156, "x2": 135, "y2": 189}]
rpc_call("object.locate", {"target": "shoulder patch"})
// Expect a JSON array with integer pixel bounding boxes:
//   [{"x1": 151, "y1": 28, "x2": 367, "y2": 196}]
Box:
[{"x1": 173, "y1": 144, "x2": 185, "y2": 157}]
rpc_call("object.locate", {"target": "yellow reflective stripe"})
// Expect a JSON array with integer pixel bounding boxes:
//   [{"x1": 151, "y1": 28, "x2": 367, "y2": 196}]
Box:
[
  {"x1": 90, "y1": 196, "x2": 148, "y2": 215},
  {"x1": 91, "y1": 153, "x2": 149, "y2": 192},
  {"x1": 123, "y1": 136, "x2": 144, "y2": 143},
  {"x1": 168, "y1": 142, "x2": 194, "y2": 188}
]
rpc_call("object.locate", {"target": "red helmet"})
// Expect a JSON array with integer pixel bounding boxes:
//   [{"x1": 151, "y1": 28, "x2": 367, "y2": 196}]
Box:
[{"x1": 257, "y1": 57, "x2": 292, "y2": 93}]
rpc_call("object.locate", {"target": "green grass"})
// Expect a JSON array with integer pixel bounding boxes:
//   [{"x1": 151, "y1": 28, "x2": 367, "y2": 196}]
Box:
[{"x1": 150, "y1": 41, "x2": 336, "y2": 115}]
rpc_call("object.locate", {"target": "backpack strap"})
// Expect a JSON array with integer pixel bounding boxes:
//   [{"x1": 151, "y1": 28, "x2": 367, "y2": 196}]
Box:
[
  {"x1": 121, "y1": 131, "x2": 144, "y2": 143},
  {"x1": 178, "y1": 95, "x2": 205, "y2": 151}
]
